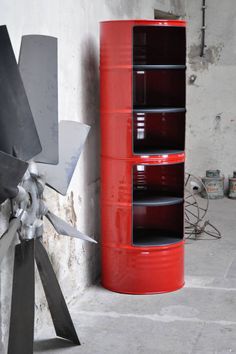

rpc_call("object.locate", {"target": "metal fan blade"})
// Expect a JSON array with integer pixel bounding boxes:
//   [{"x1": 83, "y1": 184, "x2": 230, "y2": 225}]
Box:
[
  {"x1": 0, "y1": 217, "x2": 21, "y2": 264},
  {"x1": 0, "y1": 25, "x2": 42, "y2": 161},
  {"x1": 38, "y1": 120, "x2": 90, "y2": 195},
  {"x1": 46, "y1": 210, "x2": 97, "y2": 243},
  {"x1": 19, "y1": 35, "x2": 58, "y2": 164},
  {"x1": 0, "y1": 151, "x2": 28, "y2": 204},
  {"x1": 8, "y1": 240, "x2": 35, "y2": 354},
  {"x1": 35, "y1": 238, "x2": 80, "y2": 345}
]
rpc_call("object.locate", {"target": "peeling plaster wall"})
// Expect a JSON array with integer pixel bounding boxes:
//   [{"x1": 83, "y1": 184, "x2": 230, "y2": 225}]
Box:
[{"x1": 0, "y1": 0, "x2": 235, "y2": 349}]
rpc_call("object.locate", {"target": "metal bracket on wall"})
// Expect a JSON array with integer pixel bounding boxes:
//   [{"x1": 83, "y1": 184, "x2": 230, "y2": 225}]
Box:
[
  {"x1": 154, "y1": 9, "x2": 181, "y2": 20},
  {"x1": 200, "y1": 0, "x2": 207, "y2": 57}
]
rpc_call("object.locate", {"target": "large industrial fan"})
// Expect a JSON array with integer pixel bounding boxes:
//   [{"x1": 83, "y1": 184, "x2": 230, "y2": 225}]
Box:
[{"x1": 0, "y1": 25, "x2": 96, "y2": 354}]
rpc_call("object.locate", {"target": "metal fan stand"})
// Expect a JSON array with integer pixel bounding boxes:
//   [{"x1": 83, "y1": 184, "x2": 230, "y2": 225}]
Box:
[
  {"x1": 0, "y1": 26, "x2": 97, "y2": 354},
  {"x1": 7, "y1": 166, "x2": 80, "y2": 353}
]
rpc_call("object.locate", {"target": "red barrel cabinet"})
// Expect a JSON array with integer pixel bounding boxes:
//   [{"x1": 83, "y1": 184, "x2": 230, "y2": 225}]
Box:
[{"x1": 100, "y1": 20, "x2": 186, "y2": 294}]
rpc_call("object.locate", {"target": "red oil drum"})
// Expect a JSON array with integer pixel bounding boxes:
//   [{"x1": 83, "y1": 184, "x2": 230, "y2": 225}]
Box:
[{"x1": 100, "y1": 20, "x2": 186, "y2": 294}]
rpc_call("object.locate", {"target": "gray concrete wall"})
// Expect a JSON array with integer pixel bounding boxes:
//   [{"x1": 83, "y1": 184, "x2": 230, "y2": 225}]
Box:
[
  {"x1": 186, "y1": 0, "x2": 236, "y2": 184},
  {"x1": 0, "y1": 0, "x2": 235, "y2": 350}
]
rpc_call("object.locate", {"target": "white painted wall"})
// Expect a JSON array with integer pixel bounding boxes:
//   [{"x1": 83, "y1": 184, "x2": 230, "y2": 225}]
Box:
[{"x1": 0, "y1": 0, "x2": 235, "y2": 350}]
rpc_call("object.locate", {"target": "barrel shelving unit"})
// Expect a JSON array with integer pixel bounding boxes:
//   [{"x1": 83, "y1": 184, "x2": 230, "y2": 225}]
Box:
[{"x1": 100, "y1": 19, "x2": 186, "y2": 294}]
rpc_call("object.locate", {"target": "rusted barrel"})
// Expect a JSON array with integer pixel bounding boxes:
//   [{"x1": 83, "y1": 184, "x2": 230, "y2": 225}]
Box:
[
  {"x1": 201, "y1": 170, "x2": 224, "y2": 199},
  {"x1": 229, "y1": 171, "x2": 236, "y2": 199}
]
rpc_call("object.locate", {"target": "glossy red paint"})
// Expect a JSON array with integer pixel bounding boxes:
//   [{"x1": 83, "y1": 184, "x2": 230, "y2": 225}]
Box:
[
  {"x1": 100, "y1": 20, "x2": 186, "y2": 294},
  {"x1": 102, "y1": 241, "x2": 184, "y2": 294}
]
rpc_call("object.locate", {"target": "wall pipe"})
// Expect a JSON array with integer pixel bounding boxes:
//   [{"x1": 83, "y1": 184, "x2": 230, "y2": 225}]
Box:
[{"x1": 200, "y1": 0, "x2": 206, "y2": 57}]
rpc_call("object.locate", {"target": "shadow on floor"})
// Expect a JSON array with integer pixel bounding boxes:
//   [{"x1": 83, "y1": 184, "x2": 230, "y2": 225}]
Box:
[{"x1": 34, "y1": 338, "x2": 76, "y2": 351}]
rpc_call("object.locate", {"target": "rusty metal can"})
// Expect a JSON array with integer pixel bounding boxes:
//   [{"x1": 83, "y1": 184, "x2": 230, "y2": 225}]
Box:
[
  {"x1": 228, "y1": 172, "x2": 236, "y2": 199},
  {"x1": 201, "y1": 170, "x2": 224, "y2": 199}
]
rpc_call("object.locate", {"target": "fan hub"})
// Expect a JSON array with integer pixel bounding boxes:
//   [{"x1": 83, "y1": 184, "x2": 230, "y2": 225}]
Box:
[{"x1": 13, "y1": 162, "x2": 47, "y2": 240}]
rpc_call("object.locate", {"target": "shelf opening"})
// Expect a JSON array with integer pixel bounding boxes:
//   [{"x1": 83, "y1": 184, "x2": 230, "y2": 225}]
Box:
[
  {"x1": 133, "y1": 203, "x2": 184, "y2": 246},
  {"x1": 133, "y1": 26, "x2": 186, "y2": 65},
  {"x1": 133, "y1": 163, "x2": 184, "y2": 203},
  {"x1": 133, "y1": 69, "x2": 185, "y2": 108},
  {"x1": 133, "y1": 111, "x2": 185, "y2": 154}
]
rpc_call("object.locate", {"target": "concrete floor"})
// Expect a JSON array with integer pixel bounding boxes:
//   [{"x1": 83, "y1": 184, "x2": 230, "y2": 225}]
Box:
[{"x1": 35, "y1": 199, "x2": 236, "y2": 354}]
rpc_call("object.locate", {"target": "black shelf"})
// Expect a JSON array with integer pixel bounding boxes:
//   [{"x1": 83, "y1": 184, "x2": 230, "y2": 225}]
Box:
[
  {"x1": 133, "y1": 228, "x2": 182, "y2": 246},
  {"x1": 133, "y1": 65, "x2": 186, "y2": 70},
  {"x1": 131, "y1": 24, "x2": 186, "y2": 251},
  {"x1": 133, "y1": 195, "x2": 183, "y2": 206},
  {"x1": 133, "y1": 107, "x2": 186, "y2": 113},
  {"x1": 134, "y1": 148, "x2": 184, "y2": 156}
]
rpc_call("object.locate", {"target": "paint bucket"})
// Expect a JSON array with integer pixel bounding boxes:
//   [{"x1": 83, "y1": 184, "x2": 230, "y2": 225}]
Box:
[
  {"x1": 228, "y1": 171, "x2": 236, "y2": 199},
  {"x1": 201, "y1": 170, "x2": 224, "y2": 199}
]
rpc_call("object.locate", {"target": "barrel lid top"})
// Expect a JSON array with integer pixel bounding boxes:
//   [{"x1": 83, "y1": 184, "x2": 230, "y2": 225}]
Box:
[{"x1": 100, "y1": 19, "x2": 186, "y2": 26}]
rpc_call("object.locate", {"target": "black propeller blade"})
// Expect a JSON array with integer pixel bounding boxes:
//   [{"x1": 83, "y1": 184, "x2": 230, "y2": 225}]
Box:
[
  {"x1": 8, "y1": 240, "x2": 35, "y2": 354},
  {"x1": 0, "y1": 151, "x2": 28, "y2": 204},
  {"x1": 0, "y1": 25, "x2": 42, "y2": 161},
  {"x1": 19, "y1": 35, "x2": 59, "y2": 164},
  {"x1": 35, "y1": 238, "x2": 80, "y2": 345}
]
